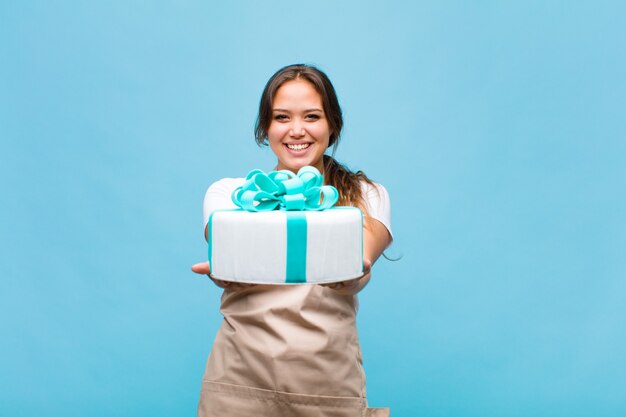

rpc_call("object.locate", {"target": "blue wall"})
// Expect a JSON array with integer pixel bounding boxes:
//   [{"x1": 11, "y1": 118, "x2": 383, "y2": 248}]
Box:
[{"x1": 1, "y1": 1, "x2": 625, "y2": 416}]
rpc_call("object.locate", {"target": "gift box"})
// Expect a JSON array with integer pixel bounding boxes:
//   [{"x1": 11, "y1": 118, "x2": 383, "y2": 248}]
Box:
[
  {"x1": 207, "y1": 166, "x2": 364, "y2": 284},
  {"x1": 208, "y1": 208, "x2": 363, "y2": 284}
]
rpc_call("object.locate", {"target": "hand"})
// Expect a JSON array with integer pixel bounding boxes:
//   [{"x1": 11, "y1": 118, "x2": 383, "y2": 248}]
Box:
[
  {"x1": 322, "y1": 259, "x2": 372, "y2": 295},
  {"x1": 191, "y1": 262, "x2": 256, "y2": 291}
]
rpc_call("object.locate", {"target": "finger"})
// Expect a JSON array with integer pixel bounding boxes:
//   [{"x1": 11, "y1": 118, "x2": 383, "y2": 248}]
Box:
[
  {"x1": 222, "y1": 281, "x2": 257, "y2": 291},
  {"x1": 230, "y1": 283, "x2": 248, "y2": 291},
  {"x1": 210, "y1": 277, "x2": 231, "y2": 288},
  {"x1": 363, "y1": 259, "x2": 372, "y2": 274},
  {"x1": 191, "y1": 262, "x2": 211, "y2": 274},
  {"x1": 321, "y1": 281, "x2": 344, "y2": 289},
  {"x1": 342, "y1": 278, "x2": 360, "y2": 289}
]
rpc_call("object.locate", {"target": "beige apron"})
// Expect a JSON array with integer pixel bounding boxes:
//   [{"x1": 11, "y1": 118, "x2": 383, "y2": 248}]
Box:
[{"x1": 198, "y1": 284, "x2": 389, "y2": 417}]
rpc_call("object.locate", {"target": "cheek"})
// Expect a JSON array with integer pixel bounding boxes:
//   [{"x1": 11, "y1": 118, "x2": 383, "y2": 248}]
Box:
[
  {"x1": 267, "y1": 123, "x2": 287, "y2": 143},
  {"x1": 309, "y1": 124, "x2": 331, "y2": 143}
]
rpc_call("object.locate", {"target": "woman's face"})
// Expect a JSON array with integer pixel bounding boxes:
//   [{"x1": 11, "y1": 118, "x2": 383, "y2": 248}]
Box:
[{"x1": 268, "y1": 79, "x2": 330, "y2": 173}]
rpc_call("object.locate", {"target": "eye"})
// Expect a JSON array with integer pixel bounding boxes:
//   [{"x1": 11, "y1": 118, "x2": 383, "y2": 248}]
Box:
[
  {"x1": 274, "y1": 114, "x2": 288, "y2": 121},
  {"x1": 305, "y1": 114, "x2": 321, "y2": 120}
]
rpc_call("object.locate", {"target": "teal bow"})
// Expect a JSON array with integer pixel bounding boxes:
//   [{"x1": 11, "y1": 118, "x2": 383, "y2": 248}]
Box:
[{"x1": 231, "y1": 166, "x2": 339, "y2": 212}]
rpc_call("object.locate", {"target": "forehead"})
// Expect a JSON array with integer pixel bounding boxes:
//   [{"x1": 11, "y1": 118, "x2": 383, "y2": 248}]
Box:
[{"x1": 273, "y1": 79, "x2": 322, "y2": 107}]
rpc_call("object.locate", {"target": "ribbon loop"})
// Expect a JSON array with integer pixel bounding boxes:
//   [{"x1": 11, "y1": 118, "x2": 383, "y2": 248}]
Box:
[
  {"x1": 232, "y1": 166, "x2": 339, "y2": 212},
  {"x1": 281, "y1": 177, "x2": 304, "y2": 194},
  {"x1": 253, "y1": 173, "x2": 280, "y2": 194}
]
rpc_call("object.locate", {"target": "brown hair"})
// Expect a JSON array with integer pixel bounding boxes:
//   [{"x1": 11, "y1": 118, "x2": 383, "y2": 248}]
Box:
[{"x1": 255, "y1": 64, "x2": 375, "y2": 213}]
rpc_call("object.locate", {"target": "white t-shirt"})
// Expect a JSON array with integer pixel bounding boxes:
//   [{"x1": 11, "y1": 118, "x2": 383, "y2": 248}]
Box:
[{"x1": 202, "y1": 178, "x2": 392, "y2": 239}]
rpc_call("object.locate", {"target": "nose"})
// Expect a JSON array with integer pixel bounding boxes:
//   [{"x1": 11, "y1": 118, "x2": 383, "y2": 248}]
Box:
[{"x1": 289, "y1": 120, "x2": 305, "y2": 138}]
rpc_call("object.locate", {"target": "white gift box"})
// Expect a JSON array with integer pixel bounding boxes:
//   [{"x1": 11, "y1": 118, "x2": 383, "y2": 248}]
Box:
[{"x1": 208, "y1": 207, "x2": 363, "y2": 284}]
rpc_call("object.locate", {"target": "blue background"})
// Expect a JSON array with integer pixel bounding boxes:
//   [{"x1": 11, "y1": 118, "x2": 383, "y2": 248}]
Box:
[{"x1": 1, "y1": 1, "x2": 625, "y2": 416}]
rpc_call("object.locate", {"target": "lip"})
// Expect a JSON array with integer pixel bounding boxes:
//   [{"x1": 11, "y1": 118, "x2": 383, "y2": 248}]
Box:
[{"x1": 283, "y1": 142, "x2": 313, "y2": 156}]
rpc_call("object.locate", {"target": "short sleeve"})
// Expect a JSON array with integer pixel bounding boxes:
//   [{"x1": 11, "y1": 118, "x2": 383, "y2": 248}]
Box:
[
  {"x1": 361, "y1": 182, "x2": 393, "y2": 240},
  {"x1": 202, "y1": 178, "x2": 245, "y2": 227}
]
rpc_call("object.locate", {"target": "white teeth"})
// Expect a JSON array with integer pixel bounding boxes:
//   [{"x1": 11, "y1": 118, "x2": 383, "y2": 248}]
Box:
[{"x1": 286, "y1": 143, "x2": 310, "y2": 151}]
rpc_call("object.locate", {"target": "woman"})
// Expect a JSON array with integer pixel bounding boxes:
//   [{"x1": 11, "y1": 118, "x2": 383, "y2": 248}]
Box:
[{"x1": 192, "y1": 64, "x2": 393, "y2": 417}]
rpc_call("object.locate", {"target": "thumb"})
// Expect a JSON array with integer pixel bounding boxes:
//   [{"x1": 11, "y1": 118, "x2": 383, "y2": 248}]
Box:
[
  {"x1": 191, "y1": 262, "x2": 211, "y2": 275},
  {"x1": 363, "y1": 259, "x2": 372, "y2": 274}
]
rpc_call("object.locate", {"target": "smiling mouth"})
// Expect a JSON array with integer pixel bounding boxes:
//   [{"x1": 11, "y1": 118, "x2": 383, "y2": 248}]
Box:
[{"x1": 285, "y1": 143, "x2": 311, "y2": 151}]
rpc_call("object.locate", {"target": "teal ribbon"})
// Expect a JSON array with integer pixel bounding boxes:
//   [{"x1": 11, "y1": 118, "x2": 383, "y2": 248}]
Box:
[
  {"x1": 231, "y1": 166, "x2": 338, "y2": 212},
  {"x1": 230, "y1": 166, "x2": 338, "y2": 283},
  {"x1": 285, "y1": 212, "x2": 307, "y2": 283}
]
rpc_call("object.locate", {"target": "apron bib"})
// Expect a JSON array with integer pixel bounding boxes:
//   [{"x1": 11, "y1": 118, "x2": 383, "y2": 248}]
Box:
[{"x1": 198, "y1": 285, "x2": 389, "y2": 416}]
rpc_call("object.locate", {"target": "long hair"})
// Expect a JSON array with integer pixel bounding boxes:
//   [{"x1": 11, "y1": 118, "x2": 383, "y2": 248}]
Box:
[{"x1": 255, "y1": 64, "x2": 375, "y2": 213}]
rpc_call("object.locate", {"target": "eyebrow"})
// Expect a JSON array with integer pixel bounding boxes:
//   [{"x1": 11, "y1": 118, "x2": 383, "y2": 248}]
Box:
[{"x1": 272, "y1": 108, "x2": 323, "y2": 113}]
